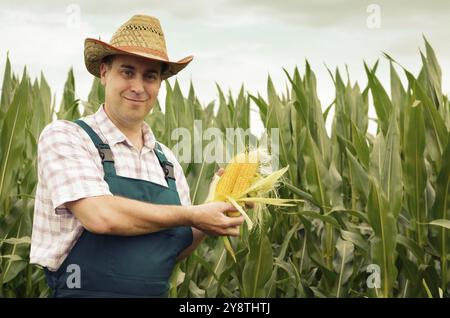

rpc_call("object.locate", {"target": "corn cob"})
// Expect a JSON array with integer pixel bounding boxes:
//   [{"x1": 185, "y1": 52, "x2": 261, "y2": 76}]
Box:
[
  {"x1": 215, "y1": 151, "x2": 259, "y2": 216},
  {"x1": 206, "y1": 148, "x2": 301, "y2": 230},
  {"x1": 205, "y1": 148, "x2": 302, "y2": 262}
]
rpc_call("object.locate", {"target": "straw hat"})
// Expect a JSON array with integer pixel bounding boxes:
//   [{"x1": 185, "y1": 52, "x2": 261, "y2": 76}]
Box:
[{"x1": 84, "y1": 14, "x2": 193, "y2": 80}]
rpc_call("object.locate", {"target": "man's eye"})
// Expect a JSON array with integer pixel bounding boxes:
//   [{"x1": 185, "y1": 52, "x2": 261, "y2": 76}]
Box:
[
  {"x1": 122, "y1": 70, "x2": 133, "y2": 77},
  {"x1": 146, "y1": 74, "x2": 157, "y2": 80}
]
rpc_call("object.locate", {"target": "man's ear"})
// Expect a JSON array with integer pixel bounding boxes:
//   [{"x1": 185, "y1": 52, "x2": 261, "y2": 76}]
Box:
[{"x1": 99, "y1": 63, "x2": 108, "y2": 85}]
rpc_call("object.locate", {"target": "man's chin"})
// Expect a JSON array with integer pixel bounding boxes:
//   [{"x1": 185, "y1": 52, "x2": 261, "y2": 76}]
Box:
[{"x1": 122, "y1": 102, "x2": 152, "y2": 119}]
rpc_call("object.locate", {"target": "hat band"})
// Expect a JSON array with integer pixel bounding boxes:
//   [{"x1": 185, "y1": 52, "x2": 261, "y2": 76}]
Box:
[{"x1": 115, "y1": 46, "x2": 169, "y2": 61}]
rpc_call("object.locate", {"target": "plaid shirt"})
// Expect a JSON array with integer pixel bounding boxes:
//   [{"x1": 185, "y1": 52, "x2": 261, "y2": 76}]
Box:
[{"x1": 30, "y1": 105, "x2": 191, "y2": 271}]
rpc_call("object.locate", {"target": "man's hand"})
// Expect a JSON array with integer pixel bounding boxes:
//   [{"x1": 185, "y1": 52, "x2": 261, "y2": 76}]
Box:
[
  {"x1": 187, "y1": 167, "x2": 255, "y2": 237},
  {"x1": 178, "y1": 167, "x2": 255, "y2": 261},
  {"x1": 189, "y1": 202, "x2": 244, "y2": 236}
]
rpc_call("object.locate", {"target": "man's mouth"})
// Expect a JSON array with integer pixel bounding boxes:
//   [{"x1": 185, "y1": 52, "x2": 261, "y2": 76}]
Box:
[{"x1": 124, "y1": 97, "x2": 147, "y2": 103}]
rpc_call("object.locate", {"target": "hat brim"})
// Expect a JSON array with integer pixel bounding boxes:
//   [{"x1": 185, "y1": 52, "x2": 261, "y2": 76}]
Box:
[{"x1": 84, "y1": 38, "x2": 193, "y2": 80}]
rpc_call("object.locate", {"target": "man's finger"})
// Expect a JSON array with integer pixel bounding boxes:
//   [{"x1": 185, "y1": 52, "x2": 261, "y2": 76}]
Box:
[
  {"x1": 227, "y1": 226, "x2": 240, "y2": 237},
  {"x1": 227, "y1": 215, "x2": 245, "y2": 227},
  {"x1": 222, "y1": 202, "x2": 238, "y2": 212},
  {"x1": 216, "y1": 168, "x2": 225, "y2": 177}
]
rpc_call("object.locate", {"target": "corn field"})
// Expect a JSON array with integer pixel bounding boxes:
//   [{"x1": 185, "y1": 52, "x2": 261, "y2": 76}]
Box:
[{"x1": 0, "y1": 39, "x2": 449, "y2": 298}]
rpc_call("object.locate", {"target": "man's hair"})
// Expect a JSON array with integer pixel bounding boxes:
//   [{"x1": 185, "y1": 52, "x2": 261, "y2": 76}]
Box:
[
  {"x1": 101, "y1": 55, "x2": 116, "y2": 69},
  {"x1": 101, "y1": 55, "x2": 169, "y2": 77}
]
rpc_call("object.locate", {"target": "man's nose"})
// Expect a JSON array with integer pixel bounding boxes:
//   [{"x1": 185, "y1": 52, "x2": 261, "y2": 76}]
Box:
[{"x1": 129, "y1": 77, "x2": 145, "y2": 94}]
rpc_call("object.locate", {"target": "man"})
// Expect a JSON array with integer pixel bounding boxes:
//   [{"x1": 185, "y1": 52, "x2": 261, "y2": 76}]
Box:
[{"x1": 30, "y1": 14, "x2": 244, "y2": 298}]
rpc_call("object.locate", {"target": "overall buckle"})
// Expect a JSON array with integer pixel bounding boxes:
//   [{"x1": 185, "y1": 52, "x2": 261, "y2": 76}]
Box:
[
  {"x1": 96, "y1": 143, "x2": 114, "y2": 163},
  {"x1": 162, "y1": 161, "x2": 175, "y2": 180}
]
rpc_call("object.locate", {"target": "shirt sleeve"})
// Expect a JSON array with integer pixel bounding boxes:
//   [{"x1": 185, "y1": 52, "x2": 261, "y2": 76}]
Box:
[{"x1": 37, "y1": 120, "x2": 113, "y2": 214}]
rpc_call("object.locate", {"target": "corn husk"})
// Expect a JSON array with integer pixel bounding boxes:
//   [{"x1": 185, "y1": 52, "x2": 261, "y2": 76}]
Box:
[{"x1": 205, "y1": 148, "x2": 302, "y2": 261}]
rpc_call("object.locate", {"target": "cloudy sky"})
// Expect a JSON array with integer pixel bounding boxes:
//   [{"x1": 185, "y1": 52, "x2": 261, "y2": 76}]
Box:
[{"x1": 1, "y1": 0, "x2": 449, "y2": 135}]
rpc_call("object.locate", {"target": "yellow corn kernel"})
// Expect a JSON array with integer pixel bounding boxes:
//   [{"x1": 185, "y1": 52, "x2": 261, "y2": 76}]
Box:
[
  {"x1": 215, "y1": 160, "x2": 241, "y2": 201},
  {"x1": 214, "y1": 151, "x2": 259, "y2": 217},
  {"x1": 231, "y1": 151, "x2": 259, "y2": 197}
]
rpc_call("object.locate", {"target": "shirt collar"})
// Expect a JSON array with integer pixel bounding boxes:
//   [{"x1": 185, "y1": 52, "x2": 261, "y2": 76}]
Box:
[{"x1": 94, "y1": 104, "x2": 157, "y2": 151}]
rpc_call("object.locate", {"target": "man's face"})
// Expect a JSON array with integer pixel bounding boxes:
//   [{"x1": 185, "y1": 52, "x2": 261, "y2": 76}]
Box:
[{"x1": 100, "y1": 54, "x2": 162, "y2": 126}]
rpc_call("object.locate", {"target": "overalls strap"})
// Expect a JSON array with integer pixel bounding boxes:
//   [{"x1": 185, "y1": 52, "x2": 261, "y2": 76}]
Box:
[
  {"x1": 74, "y1": 119, "x2": 117, "y2": 177},
  {"x1": 153, "y1": 143, "x2": 178, "y2": 191}
]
